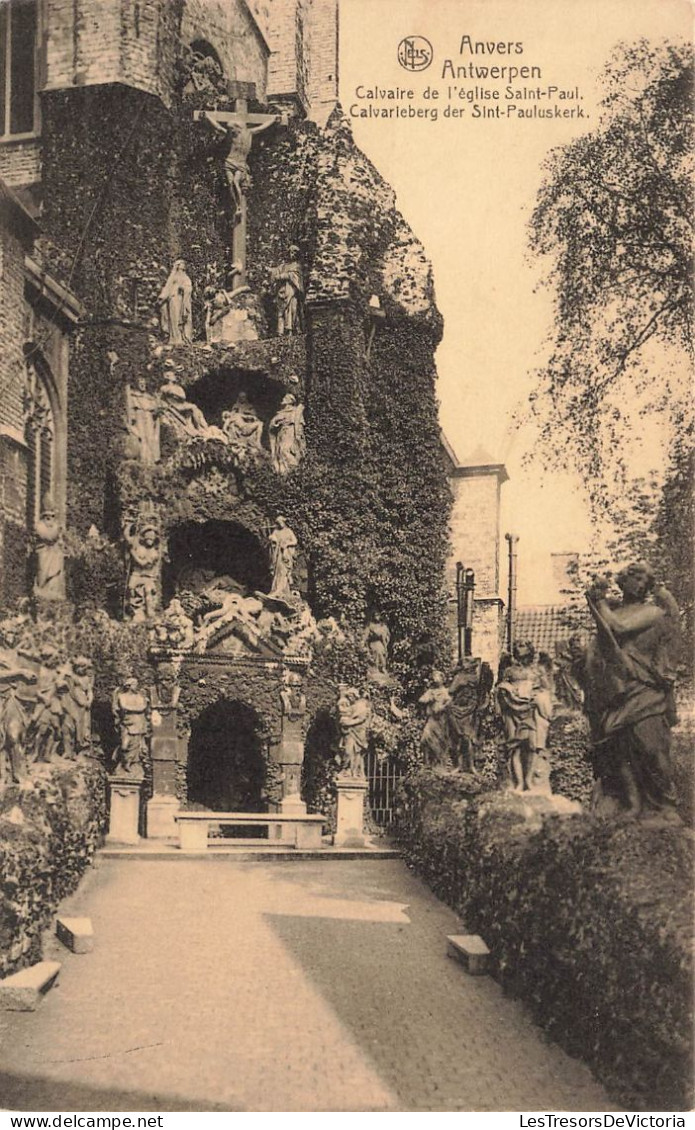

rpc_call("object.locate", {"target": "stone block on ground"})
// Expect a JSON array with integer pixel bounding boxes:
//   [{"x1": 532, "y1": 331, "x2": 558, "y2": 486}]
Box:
[
  {"x1": 447, "y1": 934, "x2": 490, "y2": 976},
  {"x1": 56, "y1": 916, "x2": 94, "y2": 954},
  {"x1": 0, "y1": 961, "x2": 61, "y2": 1011}
]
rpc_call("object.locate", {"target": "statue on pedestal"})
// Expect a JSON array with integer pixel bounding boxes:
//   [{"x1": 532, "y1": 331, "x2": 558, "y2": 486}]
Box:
[
  {"x1": 268, "y1": 394, "x2": 305, "y2": 475},
  {"x1": 124, "y1": 517, "x2": 161, "y2": 623},
  {"x1": 124, "y1": 377, "x2": 162, "y2": 464},
  {"x1": 33, "y1": 496, "x2": 65, "y2": 601},
  {"x1": 112, "y1": 678, "x2": 151, "y2": 777},
  {"x1": 497, "y1": 640, "x2": 552, "y2": 792},
  {"x1": 337, "y1": 686, "x2": 371, "y2": 778},
  {"x1": 269, "y1": 517, "x2": 298, "y2": 599},
  {"x1": 157, "y1": 260, "x2": 193, "y2": 345},
  {"x1": 584, "y1": 564, "x2": 681, "y2": 822},
  {"x1": 270, "y1": 247, "x2": 304, "y2": 335}
]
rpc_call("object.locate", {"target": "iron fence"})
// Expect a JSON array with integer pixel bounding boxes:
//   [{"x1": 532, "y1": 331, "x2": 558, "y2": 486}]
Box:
[{"x1": 365, "y1": 750, "x2": 401, "y2": 825}]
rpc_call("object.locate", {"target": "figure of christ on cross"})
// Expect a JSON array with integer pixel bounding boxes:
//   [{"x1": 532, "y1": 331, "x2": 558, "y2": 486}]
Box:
[{"x1": 194, "y1": 101, "x2": 278, "y2": 279}]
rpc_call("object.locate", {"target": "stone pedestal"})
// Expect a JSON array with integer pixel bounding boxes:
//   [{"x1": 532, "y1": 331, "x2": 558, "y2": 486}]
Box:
[
  {"x1": 333, "y1": 775, "x2": 368, "y2": 848},
  {"x1": 107, "y1": 775, "x2": 143, "y2": 845},
  {"x1": 146, "y1": 795, "x2": 180, "y2": 838}
]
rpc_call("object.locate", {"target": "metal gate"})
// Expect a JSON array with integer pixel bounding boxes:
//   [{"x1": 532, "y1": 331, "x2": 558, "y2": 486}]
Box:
[{"x1": 365, "y1": 750, "x2": 401, "y2": 825}]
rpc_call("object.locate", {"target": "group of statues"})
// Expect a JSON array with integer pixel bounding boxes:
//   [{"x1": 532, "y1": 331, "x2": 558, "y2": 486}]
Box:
[
  {"x1": 0, "y1": 619, "x2": 94, "y2": 785},
  {"x1": 123, "y1": 509, "x2": 302, "y2": 633},
  {"x1": 124, "y1": 375, "x2": 306, "y2": 476},
  {"x1": 419, "y1": 659, "x2": 494, "y2": 775},
  {"x1": 156, "y1": 250, "x2": 304, "y2": 348},
  {"x1": 415, "y1": 561, "x2": 682, "y2": 823}
]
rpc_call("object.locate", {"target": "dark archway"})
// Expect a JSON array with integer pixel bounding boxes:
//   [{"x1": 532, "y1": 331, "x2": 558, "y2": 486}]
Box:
[
  {"x1": 302, "y1": 709, "x2": 340, "y2": 814},
  {"x1": 164, "y1": 519, "x2": 270, "y2": 600},
  {"x1": 186, "y1": 699, "x2": 266, "y2": 812}
]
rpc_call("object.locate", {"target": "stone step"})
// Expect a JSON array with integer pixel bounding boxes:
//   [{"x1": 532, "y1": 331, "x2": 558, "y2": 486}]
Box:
[
  {"x1": 446, "y1": 934, "x2": 490, "y2": 976},
  {"x1": 56, "y1": 916, "x2": 94, "y2": 954},
  {"x1": 0, "y1": 961, "x2": 61, "y2": 1011}
]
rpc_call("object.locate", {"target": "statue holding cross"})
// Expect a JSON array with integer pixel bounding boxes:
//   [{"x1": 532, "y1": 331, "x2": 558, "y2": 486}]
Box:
[{"x1": 194, "y1": 94, "x2": 278, "y2": 278}]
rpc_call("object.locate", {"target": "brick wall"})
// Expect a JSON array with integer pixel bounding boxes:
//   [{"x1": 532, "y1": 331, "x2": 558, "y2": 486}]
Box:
[
  {"x1": 305, "y1": 0, "x2": 338, "y2": 121},
  {"x1": 182, "y1": 0, "x2": 269, "y2": 98},
  {"x1": 0, "y1": 140, "x2": 42, "y2": 188},
  {"x1": 448, "y1": 472, "x2": 502, "y2": 598},
  {"x1": 43, "y1": 0, "x2": 181, "y2": 105},
  {"x1": 0, "y1": 228, "x2": 29, "y2": 438},
  {"x1": 0, "y1": 224, "x2": 29, "y2": 606}
]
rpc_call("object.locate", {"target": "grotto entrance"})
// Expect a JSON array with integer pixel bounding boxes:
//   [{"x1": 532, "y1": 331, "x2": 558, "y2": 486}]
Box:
[
  {"x1": 186, "y1": 699, "x2": 267, "y2": 813},
  {"x1": 164, "y1": 519, "x2": 270, "y2": 602}
]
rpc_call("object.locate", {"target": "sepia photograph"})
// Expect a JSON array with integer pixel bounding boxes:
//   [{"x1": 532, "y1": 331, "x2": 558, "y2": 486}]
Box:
[{"x1": 0, "y1": 0, "x2": 691, "y2": 1116}]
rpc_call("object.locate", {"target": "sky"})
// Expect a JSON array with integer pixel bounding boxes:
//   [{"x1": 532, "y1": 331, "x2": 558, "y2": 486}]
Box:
[{"x1": 338, "y1": 0, "x2": 691, "y2": 603}]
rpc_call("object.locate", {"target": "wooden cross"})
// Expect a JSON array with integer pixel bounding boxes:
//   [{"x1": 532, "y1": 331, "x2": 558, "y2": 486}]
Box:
[{"x1": 194, "y1": 97, "x2": 278, "y2": 280}]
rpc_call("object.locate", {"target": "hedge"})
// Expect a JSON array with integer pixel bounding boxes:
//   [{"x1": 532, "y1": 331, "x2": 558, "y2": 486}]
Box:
[
  {"x1": 395, "y1": 770, "x2": 693, "y2": 1111},
  {"x1": 0, "y1": 760, "x2": 107, "y2": 977}
]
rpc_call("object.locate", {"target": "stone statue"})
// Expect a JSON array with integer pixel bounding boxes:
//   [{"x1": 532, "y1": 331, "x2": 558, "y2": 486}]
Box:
[
  {"x1": 124, "y1": 377, "x2": 162, "y2": 464},
  {"x1": 207, "y1": 115, "x2": 275, "y2": 222},
  {"x1": 554, "y1": 635, "x2": 587, "y2": 711},
  {"x1": 31, "y1": 648, "x2": 67, "y2": 764},
  {"x1": 152, "y1": 598, "x2": 196, "y2": 650},
  {"x1": 152, "y1": 663, "x2": 180, "y2": 709},
  {"x1": 448, "y1": 658, "x2": 485, "y2": 774},
  {"x1": 497, "y1": 640, "x2": 553, "y2": 792},
  {"x1": 124, "y1": 517, "x2": 161, "y2": 623},
  {"x1": 584, "y1": 564, "x2": 681, "y2": 822},
  {"x1": 337, "y1": 686, "x2": 371, "y2": 778},
  {"x1": 418, "y1": 671, "x2": 454, "y2": 767},
  {"x1": 158, "y1": 260, "x2": 193, "y2": 345},
  {"x1": 268, "y1": 394, "x2": 306, "y2": 475},
  {"x1": 270, "y1": 247, "x2": 304, "y2": 335},
  {"x1": 63, "y1": 656, "x2": 94, "y2": 755},
  {"x1": 269, "y1": 516, "x2": 298, "y2": 598},
  {"x1": 195, "y1": 586, "x2": 266, "y2": 652},
  {"x1": 362, "y1": 613, "x2": 390, "y2": 675},
  {"x1": 33, "y1": 495, "x2": 65, "y2": 601},
  {"x1": 222, "y1": 392, "x2": 264, "y2": 450},
  {"x1": 281, "y1": 670, "x2": 307, "y2": 721},
  {"x1": 0, "y1": 657, "x2": 37, "y2": 784},
  {"x1": 112, "y1": 678, "x2": 150, "y2": 777},
  {"x1": 160, "y1": 380, "x2": 228, "y2": 444}
]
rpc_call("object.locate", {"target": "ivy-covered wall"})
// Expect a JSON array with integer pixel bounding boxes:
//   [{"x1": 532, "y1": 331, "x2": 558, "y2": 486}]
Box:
[{"x1": 36, "y1": 80, "x2": 452, "y2": 699}]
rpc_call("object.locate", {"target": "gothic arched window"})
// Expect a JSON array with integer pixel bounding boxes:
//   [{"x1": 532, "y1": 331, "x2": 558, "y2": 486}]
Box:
[{"x1": 23, "y1": 354, "x2": 58, "y2": 528}]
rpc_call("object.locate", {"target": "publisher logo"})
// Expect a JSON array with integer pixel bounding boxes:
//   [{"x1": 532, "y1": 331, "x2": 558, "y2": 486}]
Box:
[{"x1": 397, "y1": 36, "x2": 433, "y2": 72}]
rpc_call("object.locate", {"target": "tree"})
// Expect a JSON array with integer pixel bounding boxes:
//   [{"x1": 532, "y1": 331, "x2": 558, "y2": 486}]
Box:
[
  {"x1": 526, "y1": 40, "x2": 693, "y2": 652},
  {"x1": 528, "y1": 40, "x2": 692, "y2": 497}
]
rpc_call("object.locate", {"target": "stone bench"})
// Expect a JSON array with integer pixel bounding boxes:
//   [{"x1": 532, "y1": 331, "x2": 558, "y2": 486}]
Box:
[{"x1": 175, "y1": 811, "x2": 325, "y2": 852}]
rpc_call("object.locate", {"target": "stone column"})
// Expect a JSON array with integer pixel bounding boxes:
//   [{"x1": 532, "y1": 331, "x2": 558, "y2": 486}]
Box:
[
  {"x1": 276, "y1": 669, "x2": 307, "y2": 817},
  {"x1": 333, "y1": 774, "x2": 368, "y2": 848},
  {"x1": 107, "y1": 775, "x2": 143, "y2": 845},
  {"x1": 146, "y1": 664, "x2": 182, "y2": 838}
]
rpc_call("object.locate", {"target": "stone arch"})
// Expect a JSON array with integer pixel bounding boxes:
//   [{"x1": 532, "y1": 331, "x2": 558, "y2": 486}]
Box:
[
  {"x1": 163, "y1": 517, "x2": 271, "y2": 600},
  {"x1": 186, "y1": 697, "x2": 267, "y2": 813}
]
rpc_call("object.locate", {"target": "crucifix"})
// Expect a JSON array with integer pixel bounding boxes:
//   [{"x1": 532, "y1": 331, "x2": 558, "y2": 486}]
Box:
[{"x1": 194, "y1": 93, "x2": 278, "y2": 282}]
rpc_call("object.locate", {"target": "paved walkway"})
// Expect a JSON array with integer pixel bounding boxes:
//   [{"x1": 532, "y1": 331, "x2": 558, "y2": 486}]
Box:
[{"x1": 0, "y1": 858, "x2": 614, "y2": 1112}]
